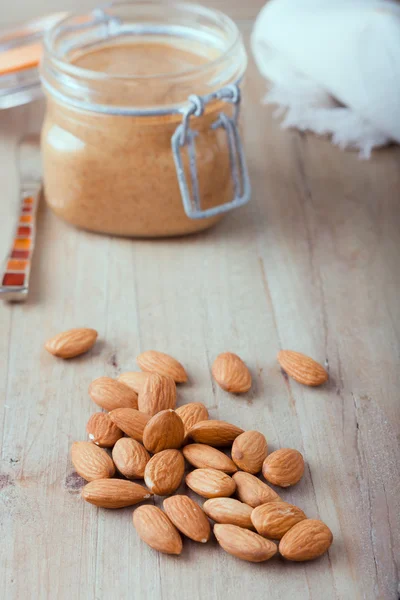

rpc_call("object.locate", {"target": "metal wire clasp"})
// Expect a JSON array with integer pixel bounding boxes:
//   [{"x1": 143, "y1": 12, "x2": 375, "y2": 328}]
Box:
[{"x1": 171, "y1": 84, "x2": 251, "y2": 220}]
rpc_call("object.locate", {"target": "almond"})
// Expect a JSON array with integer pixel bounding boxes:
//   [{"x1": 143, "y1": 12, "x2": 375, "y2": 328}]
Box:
[
  {"x1": 262, "y1": 448, "x2": 305, "y2": 487},
  {"x1": 188, "y1": 420, "x2": 244, "y2": 447},
  {"x1": 133, "y1": 505, "x2": 182, "y2": 555},
  {"x1": 251, "y1": 502, "x2": 307, "y2": 539},
  {"x1": 112, "y1": 438, "x2": 150, "y2": 479},
  {"x1": 108, "y1": 408, "x2": 150, "y2": 442},
  {"x1": 82, "y1": 479, "x2": 152, "y2": 508},
  {"x1": 185, "y1": 468, "x2": 236, "y2": 499},
  {"x1": 137, "y1": 350, "x2": 187, "y2": 383},
  {"x1": 163, "y1": 495, "x2": 211, "y2": 543},
  {"x1": 278, "y1": 350, "x2": 328, "y2": 386},
  {"x1": 89, "y1": 377, "x2": 138, "y2": 411},
  {"x1": 279, "y1": 519, "x2": 333, "y2": 561},
  {"x1": 86, "y1": 412, "x2": 123, "y2": 447},
  {"x1": 203, "y1": 498, "x2": 253, "y2": 529},
  {"x1": 143, "y1": 409, "x2": 184, "y2": 453},
  {"x1": 118, "y1": 371, "x2": 151, "y2": 394},
  {"x1": 45, "y1": 327, "x2": 97, "y2": 359},
  {"x1": 144, "y1": 449, "x2": 185, "y2": 495},
  {"x1": 138, "y1": 372, "x2": 176, "y2": 416},
  {"x1": 175, "y1": 402, "x2": 209, "y2": 443},
  {"x1": 233, "y1": 472, "x2": 281, "y2": 507},
  {"x1": 71, "y1": 441, "x2": 115, "y2": 482},
  {"x1": 211, "y1": 352, "x2": 252, "y2": 393},
  {"x1": 214, "y1": 524, "x2": 277, "y2": 562},
  {"x1": 231, "y1": 431, "x2": 268, "y2": 474},
  {"x1": 183, "y1": 444, "x2": 237, "y2": 473}
]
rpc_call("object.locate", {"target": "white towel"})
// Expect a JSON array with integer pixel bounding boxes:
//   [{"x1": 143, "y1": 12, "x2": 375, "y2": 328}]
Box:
[{"x1": 251, "y1": 0, "x2": 400, "y2": 157}]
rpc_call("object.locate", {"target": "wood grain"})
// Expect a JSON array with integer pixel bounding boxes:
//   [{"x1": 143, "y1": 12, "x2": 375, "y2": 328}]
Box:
[{"x1": 0, "y1": 6, "x2": 400, "y2": 600}]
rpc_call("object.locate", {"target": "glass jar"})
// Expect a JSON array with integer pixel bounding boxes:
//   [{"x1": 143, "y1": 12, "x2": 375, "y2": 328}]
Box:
[
  {"x1": 0, "y1": 13, "x2": 65, "y2": 110},
  {"x1": 40, "y1": 2, "x2": 250, "y2": 237}
]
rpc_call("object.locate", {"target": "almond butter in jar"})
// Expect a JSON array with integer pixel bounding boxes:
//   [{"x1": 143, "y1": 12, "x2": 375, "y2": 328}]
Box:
[{"x1": 40, "y1": 2, "x2": 250, "y2": 237}]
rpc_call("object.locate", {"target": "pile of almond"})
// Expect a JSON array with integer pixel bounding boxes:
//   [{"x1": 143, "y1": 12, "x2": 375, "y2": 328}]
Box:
[{"x1": 46, "y1": 329, "x2": 332, "y2": 563}]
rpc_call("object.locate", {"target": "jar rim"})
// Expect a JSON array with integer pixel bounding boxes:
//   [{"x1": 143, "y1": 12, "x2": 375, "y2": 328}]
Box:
[
  {"x1": 43, "y1": 1, "x2": 242, "y2": 82},
  {"x1": 41, "y1": 1, "x2": 247, "y2": 115}
]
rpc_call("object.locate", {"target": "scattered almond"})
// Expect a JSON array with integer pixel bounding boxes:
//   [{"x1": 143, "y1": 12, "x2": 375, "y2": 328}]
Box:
[
  {"x1": 251, "y1": 501, "x2": 307, "y2": 539},
  {"x1": 262, "y1": 448, "x2": 305, "y2": 487},
  {"x1": 137, "y1": 350, "x2": 187, "y2": 383},
  {"x1": 188, "y1": 420, "x2": 244, "y2": 447},
  {"x1": 82, "y1": 479, "x2": 152, "y2": 508},
  {"x1": 86, "y1": 412, "x2": 123, "y2": 447},
  {"x1": 278, "y1": 350, "x2": 328, "y2": 387},
  {"x1": 138, "y1": 372, "x2": 176, "y2": 416},
  {"x1": 108, "y1": 408, "x2": 150, "y2": 442},
  {"x1": 112, "y1": 438, "x2": 150, "y2": 479},
  {"x1": 133, "y1": 505, "x2": 182, "y2": 555},
  {"x1": 45, "y1": 327, "x2": 98, "y2": 359},
  {"x1": 176, "y1": 402, "x2": 209, "y2": 443},
  {"x1": 143, "y1": 409, "x2": 184, "y2": 453},
  {"x1": 186, "y1": 468, "x2": 236, "y2": 499},
  {"x1": 67, "y1": 344, "x2": 334, "y2": 563},
  {"x1": 203, "y1": 498, "x2": 254, "y2": 529},
  {"x1": 163, "y1": 495, "x2": 211, "y2": 543},
  {"x1": 144, "y1": 449, "x2": 185, "y2": 495},
  {"x1": 118, "y1": 371, "x2": 151, "y2": 394},
  {"x1": 71, "y1": 441, "x2": 115, "y2": 482},
  {"x1": 89, "y1": 377, "x2": 138, "y2": 411},
  {"x1": 212, "y1": 352, "x2": 252, "y2": 393},
  {"x1": 279, "y1": 519, "x2": 333, "y2": 561},
  {"x1": 231, "y1": 431, "x2": 268, "y2": 474},
  {"x1": 183, "y1": 444, "x2": 237, "y2": 473},
  {"x1": 214, "y1": 524, "x2": 277, "y2": 563},
  {"x1": 233, "y1": 472, "x2": 281, "y2": 507}
]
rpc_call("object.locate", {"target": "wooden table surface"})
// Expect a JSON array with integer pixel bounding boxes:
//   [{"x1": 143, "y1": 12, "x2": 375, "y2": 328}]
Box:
[{"x1": 1, "y1": 2, "x2": 400, "y2": 599}]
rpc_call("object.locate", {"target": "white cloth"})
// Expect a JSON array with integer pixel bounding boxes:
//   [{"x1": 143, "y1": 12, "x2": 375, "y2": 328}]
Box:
[{"x1": 251, "y1": 0, "x2": 400, "y2": 157}]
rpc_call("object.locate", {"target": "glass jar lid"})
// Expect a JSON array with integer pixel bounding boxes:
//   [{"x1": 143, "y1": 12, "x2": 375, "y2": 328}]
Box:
[{"x1": 0, "y1": 13, "x2": 65, "y2": 109}]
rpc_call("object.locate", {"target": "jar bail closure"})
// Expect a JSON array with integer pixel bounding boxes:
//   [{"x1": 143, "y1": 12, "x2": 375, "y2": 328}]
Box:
[{"x1": 172, "y1": 83, "x2": 251, "y2": 220}]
